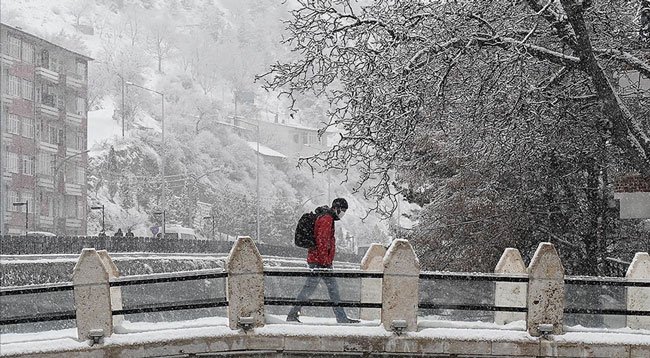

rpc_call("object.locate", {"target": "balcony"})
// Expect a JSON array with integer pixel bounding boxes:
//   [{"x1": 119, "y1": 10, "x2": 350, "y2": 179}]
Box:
[
  {"x1": 64, "y1": 183, "x2": 82, "y2": 196},
  {"x1": 65, "y1": 218, "x2": 82, "y2": 228},
  {"x1": 66, "y1": 74, "x2": 84, "y2": 89},
  {"x1": 36, "y1": 102, "x2": 58, "y2": 118},
  {"x1": 38, "y1": 215, "x2": 54, "y2": 227},
  {"x1": 37, "y1": 176, "x2": 55, "y2": 190},
  {"x1": 35, "y1": 67, "x2": 59, "y2": 84},
  {"x1": 66, "y1": 111, "x2": 83, "y2": 125},
  {"x1": 39, "y1": 141, "x2": 58, "y2": 153},
  {"x1": 1, "y1": 53, "x2": 17, "y2": 65}
]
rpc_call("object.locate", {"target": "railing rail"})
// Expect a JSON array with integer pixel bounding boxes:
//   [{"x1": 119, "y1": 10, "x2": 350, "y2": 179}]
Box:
[
  {"x1": 0, "y1": 239, "x2": 648, "y2": 343},
  {"x1": 0, "y1": 282, "x2": 74, "y2": 296},
  {"x1": 109, "y1": 269, "x2": 227, "y2": 287}
]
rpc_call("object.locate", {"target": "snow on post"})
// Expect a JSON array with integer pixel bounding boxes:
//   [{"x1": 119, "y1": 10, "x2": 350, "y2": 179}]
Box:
[
  {"x1": 72, "y1": 248, "x2": 113, "y2": 342},
  {"x1": 626, "y1": 252, "x2": 650, "y2": 330},
  {"x1": 526, "y1": 242, "x2": 565, "y2": 336},
  {"x1": 494, "y1": 248, "x2": 527, "y2": 325},
  {"x1": 382, "y1": 239, "x2": 420, "y2": 332},
  {"x1": 226, "y1": 236, "x2": 265, "y2": 330},
  {"x1": 360, "y1": 243, "x2": 387, "y2": 320},
  {"x1": 97, "y1": 250, "x2": 123, "y2": 327}
]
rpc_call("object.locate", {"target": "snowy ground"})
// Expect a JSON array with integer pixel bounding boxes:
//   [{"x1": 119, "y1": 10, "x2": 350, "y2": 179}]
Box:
[{"x1": 1, "y1": 315, "x2": 649, "y2": 356}]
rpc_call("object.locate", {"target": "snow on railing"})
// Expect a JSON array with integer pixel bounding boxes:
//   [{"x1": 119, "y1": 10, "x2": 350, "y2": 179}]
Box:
[{"x1": 0, "y1": 239, "x2": 648, "y2": 345}]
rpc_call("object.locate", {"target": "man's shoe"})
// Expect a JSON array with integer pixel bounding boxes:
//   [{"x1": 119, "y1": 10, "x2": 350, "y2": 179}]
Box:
[
  {"x1": 337, "y1": 317, "x2": 360, "y2": 324},
  {"x1": 286, "y1": 314, "x2": 301, "y2": 323}
]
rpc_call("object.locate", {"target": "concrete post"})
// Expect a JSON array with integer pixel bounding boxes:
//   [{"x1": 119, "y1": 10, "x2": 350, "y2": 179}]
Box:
[
  {"x1": 72, "y1": 248, "x2": 113, "y2": 341},
  {"x1": 226, "y1": 236, "x2": 265, "y2": 330},
  {"x1": 526, "y1": 242, "x2": 565, "y2": 336},
  {"x1": 97, "y1": 250, "x2": 123, "y2": 327},
  {"x1": 494, "y1": 248, "x2": 527, "y2": 325},
  {"x1": 360, "y1": 243, "x2": 387, "y2": 320},
  {"x1": 626, "y1": 252, "x2": 649, "y2": 330},
  {"x1": 382, "y1": 239, "x2": 420, "y2": 332}
]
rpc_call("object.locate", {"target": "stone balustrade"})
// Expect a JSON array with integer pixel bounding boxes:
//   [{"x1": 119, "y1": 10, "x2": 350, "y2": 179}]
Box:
[
  {"x1": 64, "y1": 238, "x2": 650, "y2": 344},
  {"x1": 2, "y1": 239, "x2": 648, "y2": 357}
]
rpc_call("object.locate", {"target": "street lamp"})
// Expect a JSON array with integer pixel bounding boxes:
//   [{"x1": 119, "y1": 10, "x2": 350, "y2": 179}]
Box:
[
  {"x1": 12, "y1": 201, "x2": 28, "y2": 234},
  {"x1": 90, "y1": 205, "x2": 105, "y2": 234},
  {"x1": 233, "y1": 116, "x2": 261, "y2": 242},
  {"x1": 203, "y1": 215, "x2": 215, "y2": 240},
  {"x1": 126, "y1": 81, "x2": 166, "y2": 238},
  {"x1": 153, "y1": 211, "x2": 166, "y2": 238}
]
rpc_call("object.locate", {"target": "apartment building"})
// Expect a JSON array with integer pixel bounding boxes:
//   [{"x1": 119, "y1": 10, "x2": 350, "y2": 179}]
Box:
[{"x1": 1, "y1": 24, "x2": 91, "y2": 235}]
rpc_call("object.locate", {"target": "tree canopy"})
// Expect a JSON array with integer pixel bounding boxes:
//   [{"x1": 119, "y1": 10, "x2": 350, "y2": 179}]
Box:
[{"x1": 263, "y1": 0, "x2": 650, "y2": 274}]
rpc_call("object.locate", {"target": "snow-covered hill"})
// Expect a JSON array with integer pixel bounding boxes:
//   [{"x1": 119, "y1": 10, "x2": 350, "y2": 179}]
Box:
[{"x1": 2, "y1": 0, "x2": 397, "y2": 244}]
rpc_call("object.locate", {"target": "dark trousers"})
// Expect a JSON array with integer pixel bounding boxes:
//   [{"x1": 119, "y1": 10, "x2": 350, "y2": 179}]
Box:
[{"x1": 287, "y1": 263, "x2": 348, "y2": 322}]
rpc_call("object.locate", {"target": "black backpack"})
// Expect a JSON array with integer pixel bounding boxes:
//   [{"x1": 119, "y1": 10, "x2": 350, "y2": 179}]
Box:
[{"x1": 294, "y1": 212, "x2": 319, "y2": 249}]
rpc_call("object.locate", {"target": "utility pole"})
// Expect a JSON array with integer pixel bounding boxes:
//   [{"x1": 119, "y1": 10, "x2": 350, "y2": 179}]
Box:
[
  {"x1": 125, "y1": 82, "x2": 165, "y2": 238},
  {"x1": 121, "y1": 74, "x2": 125, "y2": 137}
]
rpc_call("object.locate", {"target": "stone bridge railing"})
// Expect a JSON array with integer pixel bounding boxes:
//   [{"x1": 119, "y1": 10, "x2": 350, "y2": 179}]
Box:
[{"x1": 1, "y1": 239, "x2": 648, "y2": 357}]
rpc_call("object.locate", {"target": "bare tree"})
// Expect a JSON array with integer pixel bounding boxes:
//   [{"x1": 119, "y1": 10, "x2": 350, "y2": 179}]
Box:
[{"x1": 262, "y1": 0, "x2": 650, "y2": 274}]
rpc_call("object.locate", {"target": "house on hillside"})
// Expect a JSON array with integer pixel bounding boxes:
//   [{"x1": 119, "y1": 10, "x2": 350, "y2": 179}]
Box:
[
  {"x1": 1, "y1": 23, "x2": 92, "y2": 235},
  {"x1": 229, "y1": 116, "x2": 335, "y2": 160}
]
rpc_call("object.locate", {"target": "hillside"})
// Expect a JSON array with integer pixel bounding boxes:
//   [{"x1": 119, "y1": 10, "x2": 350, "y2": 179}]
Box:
[{"x1": 1, "y1": 0, "x2": 395, "y2": 247}]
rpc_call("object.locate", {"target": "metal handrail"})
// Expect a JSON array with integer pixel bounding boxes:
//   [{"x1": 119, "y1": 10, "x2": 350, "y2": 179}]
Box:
[
  {"x1": 110, "y1": 269, "x2": 227, "y2": 287},
  {"x1": 114, "y1": 298, "x2": 228, "y2": 315},
  {"x1": 418, "y1": 303, "x2": 527, "y2": 312},
  {"x1": 1, "y1": 311, "x2": 76, "y2": 325},
  {"x1": 564, "y1": 275, "x2": 650, "y2": 287},
  {"x1": 264, "y1": 267, "x2": 383, "y2": 279},
  {"x1": 0, "y1": 282, "x2": 74, "y2": 296},
  {"x1": 264, "y1": 297, "x2": 381, "y2": 308},
  {"x1": 419, "y1": 271, "x2": 529, "y2": 282}
]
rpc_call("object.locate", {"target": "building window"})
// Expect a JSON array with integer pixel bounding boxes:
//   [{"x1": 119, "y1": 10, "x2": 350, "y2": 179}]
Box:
[
  {"x1": 7, "y1": 191, "x2": 20, "y2": 212},
  {"x1": 39, "y1": 192, "x2": 53, "y2": 217},
  {"x1": 37, "y1": 152, "x2": 54, "y2": 176},
  {"x1": 21, "y1": 41, "x2": 34, "y2": 64},
  {"x1": 22, "y1": 120, "x2": 34, "y2": 138},
  {"x1": 21, "y1": 192, "x2": 33, "y2": 210},
  {"x1": 76, "y1": 61, "x2": 87, "y2": 80},
  {"x1": 21, "y1": 79, "x2": 34, "y2": 100},
  {"x1": 8, "y1": 36, "x2": 21, "y2": 59},
  {"x1": 8, "y1": 75, "x2": 21, "y2": 97},
  {"x1": 66, "y1": 128, "x2": 84, "y2": 150},
  {"x1": 77, "y1": 167, "x2": 85, "y2": 184},
  {"x1": 8, "y1": 114, "x2": 20, "y2": 135},
  {"x1": 65, "y1": 195, "x2": 78, "y2": 218},
  {"x1": 76, "y1": 97, "x2": 86, "y2": 115},
  {"x1": 6, "y1": 152, "x2": 19, "y2": 173},
  {"x1": 22, "y1": 155, "x2": 34, "y2": 176},
  {"x1": 39, "y1": 83, "x2": 58, "y2": 107},
  {"x1": 39, "y1": 123, "x2": 60, "y2": 145}
]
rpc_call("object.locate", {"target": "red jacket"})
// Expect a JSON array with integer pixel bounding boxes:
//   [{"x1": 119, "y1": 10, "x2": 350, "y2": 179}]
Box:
[{"x1": 307, "y1": 211, "x2": 336, "y2": 266}]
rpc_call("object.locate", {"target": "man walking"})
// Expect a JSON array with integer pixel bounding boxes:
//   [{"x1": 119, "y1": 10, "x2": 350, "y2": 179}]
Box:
[{"x1": 287, "y1": 198, "x2": 359, "y2": 323}]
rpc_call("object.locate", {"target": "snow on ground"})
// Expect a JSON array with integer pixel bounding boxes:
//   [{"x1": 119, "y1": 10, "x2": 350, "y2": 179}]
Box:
[
  {"x1": 87, "y1": 98, "x2": 122, "y2": 150},
  {"x1": 2, "y1": 316, "x2": 649, "y2": 356}
]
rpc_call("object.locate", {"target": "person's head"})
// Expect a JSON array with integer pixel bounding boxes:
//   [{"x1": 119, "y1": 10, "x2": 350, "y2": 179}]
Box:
[{"x1": 331, "y1": 198, "x2": 348, "y2": 220}]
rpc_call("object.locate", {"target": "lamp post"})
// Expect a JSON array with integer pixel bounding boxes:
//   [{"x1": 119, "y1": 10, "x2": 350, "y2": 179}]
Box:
[
  {"x1": 126, "y1": 82, "x2": 165, "y2": 238},
  {"x1": 153, "y1": 211, "x2": 166, "y2": 238},
  {"x1": 12, "y1": 201, "x2": 28, "y2": 234},
  {"x1": 116, "y1": 73, "x2": 125, "y2": 137},
  {"x1": 234, "y1": 117, "x2": 261, "y2": 242},
  {"x1": 203, "y1": 215, "x2": 215, "y2": 240},
  {"x1": 90, "y1": 205, "x2": 105, "y2": 234}
]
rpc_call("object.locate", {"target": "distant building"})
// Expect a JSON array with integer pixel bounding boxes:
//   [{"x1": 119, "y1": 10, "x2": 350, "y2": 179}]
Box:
[
  {"x1": 1, "y1": 23, "x2": 92, "y2": 235},
  {"x1": 230, "y1": 116, "x2": 335, "y2": 160}
]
